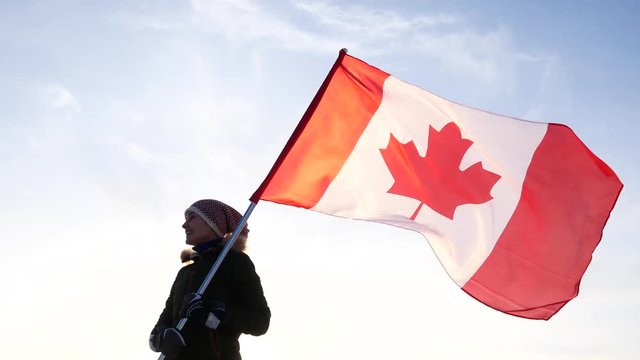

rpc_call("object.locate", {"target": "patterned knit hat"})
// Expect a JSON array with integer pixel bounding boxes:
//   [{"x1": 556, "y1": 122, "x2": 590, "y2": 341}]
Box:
[{"x1": 185, "y1": 199, "x2": 249, "y2": 240}]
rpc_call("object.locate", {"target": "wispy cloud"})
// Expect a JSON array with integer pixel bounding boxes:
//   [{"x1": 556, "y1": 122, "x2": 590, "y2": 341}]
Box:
[
  {"x1": 410, "y1": 27, "x2": 518, "y2": 82},
  {"x1": 110, "y1": 1, "x2": 193, "y2": 30},
  {"x1": 125, "y1": 141, "x2": 164, "y2": 165},
  {"x1": 39, "y1": 84, "x2": 81, "y2": 113},
  {"x1": 117, "y1": 0, "x2": 555, "y2": 96},
  {"x1": 293, "y1": 1, "x2": 459, "y2": 39},
  {"x1": 189, "y1": 0, "x2": 457, "y2": 55},
  {"x1": 190, "y1": 0, "x2": 343, "y2": 52},
  {"x1": 185, "y1": 0, "x2": 548, "y2": 84},
  {"x1": 292, "y1": 2, "x2": 555, "y2": 85}
]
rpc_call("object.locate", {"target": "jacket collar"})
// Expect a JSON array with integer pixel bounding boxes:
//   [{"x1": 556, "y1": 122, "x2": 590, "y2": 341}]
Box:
[{"x1": 192, "y1": 237, "x2": 223, "y2": 254}]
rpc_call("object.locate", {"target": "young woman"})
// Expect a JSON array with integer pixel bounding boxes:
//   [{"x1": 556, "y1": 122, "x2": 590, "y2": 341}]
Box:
[{"x1": 150, "y1": 199, "x2": 270, "y2": 360}]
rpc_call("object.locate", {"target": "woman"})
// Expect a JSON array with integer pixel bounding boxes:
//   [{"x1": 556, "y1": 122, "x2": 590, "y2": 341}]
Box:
[{"x1": 150, "y1": 199, "x2": 270, "y2": 360}]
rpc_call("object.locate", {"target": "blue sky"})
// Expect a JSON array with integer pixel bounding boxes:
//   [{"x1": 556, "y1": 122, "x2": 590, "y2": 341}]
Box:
[{"x1": 0, "y1": 1, "x2": 638, "y2": 359}]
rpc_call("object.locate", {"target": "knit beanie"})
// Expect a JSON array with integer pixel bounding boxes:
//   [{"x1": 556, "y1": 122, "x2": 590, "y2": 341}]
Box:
[{"x1": 185, "y1": 199, "x2": 249, "y2": 240}]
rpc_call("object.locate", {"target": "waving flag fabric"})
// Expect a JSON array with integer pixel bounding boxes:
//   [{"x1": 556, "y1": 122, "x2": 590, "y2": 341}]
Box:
[{"x1": 251, "y1": 50, "x2": 622, "y2": 320}]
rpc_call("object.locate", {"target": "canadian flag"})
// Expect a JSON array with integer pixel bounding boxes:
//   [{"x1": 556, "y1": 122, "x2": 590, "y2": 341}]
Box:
[{"x1": 252, "y1": 50, "x2": 622, "y2": 320}]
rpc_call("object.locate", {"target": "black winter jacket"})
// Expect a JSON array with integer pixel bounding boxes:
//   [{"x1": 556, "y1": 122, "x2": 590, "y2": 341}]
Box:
[{"x1": 152, "y1": 245, "x2": 270, "y2": 360}]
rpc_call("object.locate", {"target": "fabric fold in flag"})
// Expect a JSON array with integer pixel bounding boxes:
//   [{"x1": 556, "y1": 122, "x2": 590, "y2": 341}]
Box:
[{"x1": 251, "y1": 49, "x2": 623, "y2": 320}]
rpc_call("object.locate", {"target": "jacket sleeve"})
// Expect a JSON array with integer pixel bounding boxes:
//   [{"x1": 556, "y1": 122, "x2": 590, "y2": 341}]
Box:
[
  {"x1": 152, "y1": 273, "x2": 179, "y2": 332},
  {"x1": 218, "y1": 253, "x2": 271, "y2": 336}
]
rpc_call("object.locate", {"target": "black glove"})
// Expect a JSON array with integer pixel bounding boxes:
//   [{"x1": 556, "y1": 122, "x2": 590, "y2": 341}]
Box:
[
  {"x1": 149, "y1": 327, "x2": 186, "y2": 356},
  {"x1": 180, "y1": 293, "x2": 226, "y2": 329}
]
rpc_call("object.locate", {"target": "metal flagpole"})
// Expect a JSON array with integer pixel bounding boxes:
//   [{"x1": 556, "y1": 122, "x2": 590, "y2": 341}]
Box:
[{"x1": 158, "y1": 201, "x2": 258, "y2": 360}]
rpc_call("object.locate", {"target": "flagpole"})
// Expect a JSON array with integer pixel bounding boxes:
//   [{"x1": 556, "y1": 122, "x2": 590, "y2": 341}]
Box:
[
  {"x1": 158, "y1": 201, "x2": 257, "y2": 360},
  {"x1": 160, "y1": 49, "x2": 348, "y2": 358}
]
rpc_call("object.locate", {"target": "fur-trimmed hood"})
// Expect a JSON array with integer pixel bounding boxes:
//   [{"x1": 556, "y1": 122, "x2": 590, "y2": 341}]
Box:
[{"x1": 180, "y1": 248, "x2": 198, "y2": 263}]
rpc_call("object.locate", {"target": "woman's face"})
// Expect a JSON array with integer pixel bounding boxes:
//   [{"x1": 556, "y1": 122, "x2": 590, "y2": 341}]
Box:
[{"x1": 182, "y1": 212, "x2": 216, "y2": 246}]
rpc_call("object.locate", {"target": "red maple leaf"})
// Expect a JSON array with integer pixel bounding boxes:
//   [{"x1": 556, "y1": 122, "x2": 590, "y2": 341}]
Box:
[{"x1": 379, "y1": 122, "x2": 501, "y2": 220}]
